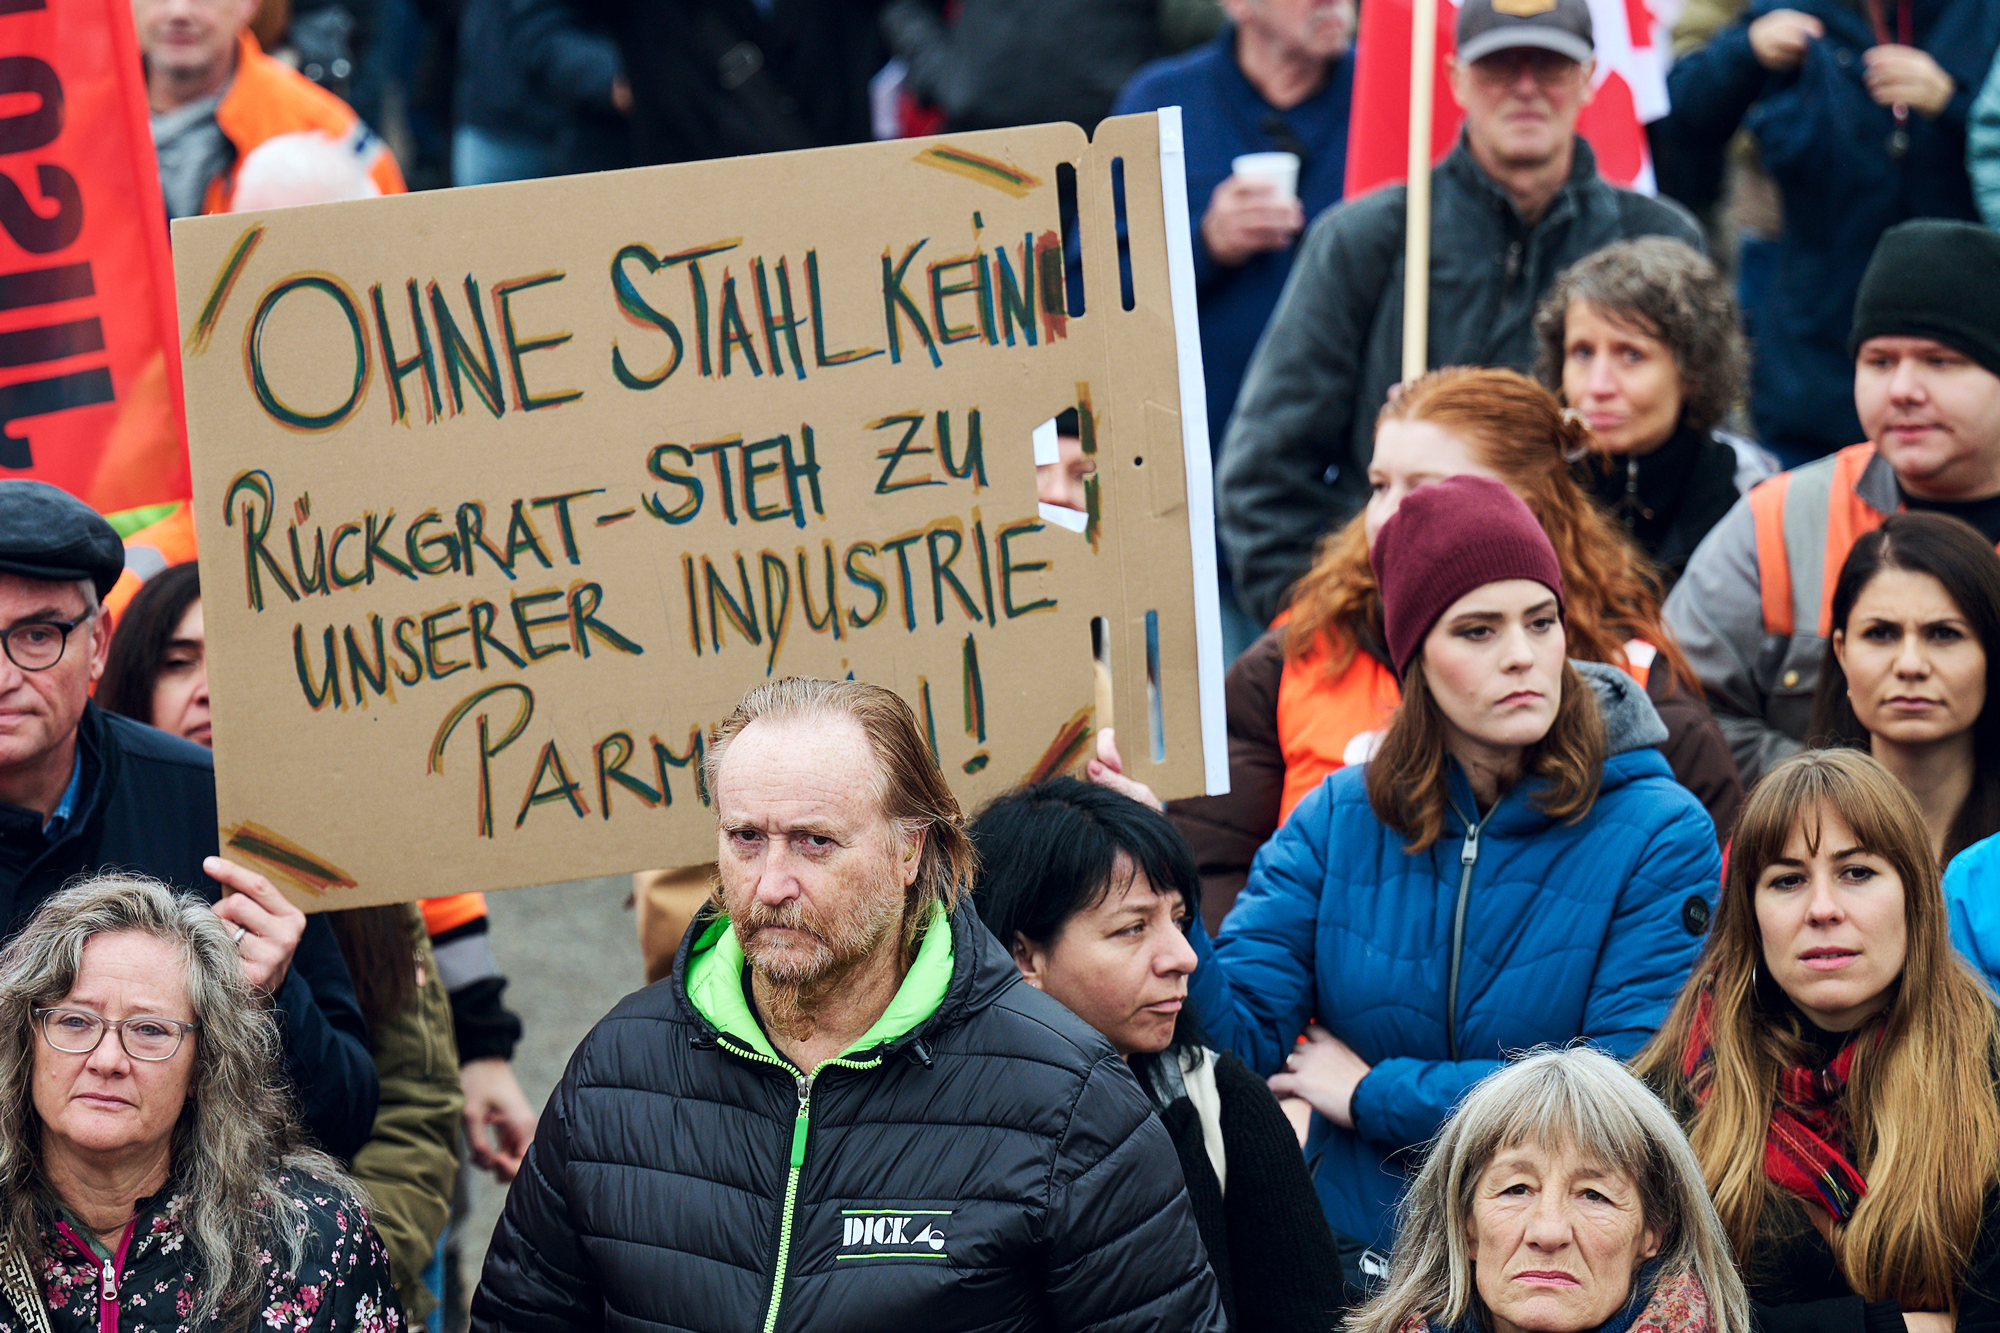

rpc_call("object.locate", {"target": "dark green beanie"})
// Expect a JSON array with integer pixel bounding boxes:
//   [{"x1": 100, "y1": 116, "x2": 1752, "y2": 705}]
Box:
[{"x1": 1850, "y1": 219, "x2": 2000, "y2": 380}]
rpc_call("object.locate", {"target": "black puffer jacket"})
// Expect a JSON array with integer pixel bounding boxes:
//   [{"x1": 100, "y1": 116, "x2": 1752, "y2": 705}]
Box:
[{"x1": 472, "y1": 902, "x2": 1227, "y2": 1333}]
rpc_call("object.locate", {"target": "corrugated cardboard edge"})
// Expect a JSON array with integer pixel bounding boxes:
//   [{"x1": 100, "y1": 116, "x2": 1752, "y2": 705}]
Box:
[{"x1": 1155, "y1": 107, "x2": 1229, "y2": 796}]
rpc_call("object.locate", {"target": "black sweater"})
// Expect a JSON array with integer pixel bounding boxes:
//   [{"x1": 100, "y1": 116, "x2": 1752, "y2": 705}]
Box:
[
  {"x1": 1145, "y1": 1047, "x2": 1350, "y2": 1332},
  {"x1": 1579, "y1": 424, "x2": 1743, "y2": 585}
]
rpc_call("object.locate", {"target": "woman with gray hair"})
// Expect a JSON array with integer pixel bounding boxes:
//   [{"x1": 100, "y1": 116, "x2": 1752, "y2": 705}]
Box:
[
  {"x1": 1533, "y1": 237, "x2": 1774, "y2": 585},
  {"x1": 1347, "y1": 1046, "x2": 1750, "y2": 1333},
  {"x1": 0, "y1": 875, "x2": 401, "y2": 1333}
]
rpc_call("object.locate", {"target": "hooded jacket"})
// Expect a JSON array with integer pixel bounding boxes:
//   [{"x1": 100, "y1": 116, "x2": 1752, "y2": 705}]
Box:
[
  {"x1": 472, "y1": 900, "x2": 1226, "y2": 1333},
  {"x1": 1187, "y1": 663, "x2": 1721, "y2": 1248}
]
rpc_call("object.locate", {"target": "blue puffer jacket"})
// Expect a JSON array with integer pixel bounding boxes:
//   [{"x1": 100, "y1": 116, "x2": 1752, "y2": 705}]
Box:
[
  {"x1": 1187, "y1": 664, "x2": 1720, "y2": 1249},
  {"x1": 1943, "y1": 830, "x2": 2000, "y2": 991}
]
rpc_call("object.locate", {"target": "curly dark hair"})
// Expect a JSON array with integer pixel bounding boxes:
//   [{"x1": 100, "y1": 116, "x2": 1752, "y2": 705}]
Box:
[{"x1": 1532, "y1": 236, "x2": 1747, "y2": 436}]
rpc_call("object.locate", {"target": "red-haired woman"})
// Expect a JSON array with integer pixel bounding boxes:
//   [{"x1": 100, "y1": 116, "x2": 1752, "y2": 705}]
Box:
[
  {"x1": 1636, "y1": 748, "x2": 2000, "y2": 1332},
  {"x1": 1170, "y1": 366, "x2": 1741, "y2": 924}
]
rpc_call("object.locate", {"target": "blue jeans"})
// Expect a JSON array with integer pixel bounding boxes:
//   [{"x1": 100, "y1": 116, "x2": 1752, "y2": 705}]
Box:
[{"x1": 451, "y1": 126, "x2": 554, "y2": 187}]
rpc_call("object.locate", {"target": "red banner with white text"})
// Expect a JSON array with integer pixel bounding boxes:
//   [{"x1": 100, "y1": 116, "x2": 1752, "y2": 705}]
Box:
[
  {"x1": 0, "y1": 0, "x2": 187, "y2": 512},
  {"x1": 1343, "y1": 0, "x2": 1667, "y2": 198}
]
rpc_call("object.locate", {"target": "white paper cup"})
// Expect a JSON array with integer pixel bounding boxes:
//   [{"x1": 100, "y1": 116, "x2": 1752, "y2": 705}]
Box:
[{"x1": 1231, "y1": 150, "x2": 1301, "y2": 202}]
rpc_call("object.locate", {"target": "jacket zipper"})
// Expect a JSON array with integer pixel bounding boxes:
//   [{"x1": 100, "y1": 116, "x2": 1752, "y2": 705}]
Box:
[
  {"x1": 718, "y1": 1037, "x2": 882, "y2": 1333},
  {"x1": 1445, "y1": 808, "x2": 1488, "y2": 1062},
  {"x1": 51, "y1": 1216, "x2": 137, "y2": 1333}
]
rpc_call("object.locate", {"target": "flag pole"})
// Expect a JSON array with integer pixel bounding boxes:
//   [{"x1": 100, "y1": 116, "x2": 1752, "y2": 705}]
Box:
[{"x1": 1402, "y1": 0, "x2": 1438, "y2": 381}]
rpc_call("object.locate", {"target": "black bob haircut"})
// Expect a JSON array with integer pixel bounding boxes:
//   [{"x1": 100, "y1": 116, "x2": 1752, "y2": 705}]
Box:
[
  {"x1": 967, "y1": 776, "x2": 1202, "y2": 950},
  {"x1": 97, "y1": 561, "x2": 202, "y2": 726}
]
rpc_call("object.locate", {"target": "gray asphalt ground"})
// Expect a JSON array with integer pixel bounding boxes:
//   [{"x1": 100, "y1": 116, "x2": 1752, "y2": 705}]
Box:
[{"x1": 451, "y1": 875, "x2": 648, "y2": 1323}]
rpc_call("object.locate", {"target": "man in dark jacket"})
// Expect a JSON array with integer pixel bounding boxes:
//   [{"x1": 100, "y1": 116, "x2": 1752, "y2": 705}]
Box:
[
  {"x1": 473, "y1": 678, "x2": 1226, "y2": 1333},
  {"x1": 0, "y1": 482, "x2": 378, "y2": 1158},
  {"x1": 1215, "y1": 0, "x2": 1703, "y2": 625}
]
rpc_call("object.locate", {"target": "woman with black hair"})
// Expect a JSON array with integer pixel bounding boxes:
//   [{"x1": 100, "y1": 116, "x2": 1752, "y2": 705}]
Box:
[
  {"x1": 1809, "y1": 512, "x2": 2000, "y2": 865},
  {"x1": 968, "y1": 778, "x2": 1351, "y2": 1333}
]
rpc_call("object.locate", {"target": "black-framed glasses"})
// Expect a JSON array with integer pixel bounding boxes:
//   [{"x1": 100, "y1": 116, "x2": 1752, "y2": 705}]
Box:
[
  {"x1": 1, "y1": 620, "x2": 84, "y2": 672},
  {"x1": 34, "y1": 1008, "x2": 197, "y2": 1061}
]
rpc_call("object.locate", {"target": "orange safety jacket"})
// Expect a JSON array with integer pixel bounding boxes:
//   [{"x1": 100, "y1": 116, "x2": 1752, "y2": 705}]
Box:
[
  {"x1": 101, "y1": 35, "x2": 407, "y2": 621},
  {"x1": 1746, "y1": 443, "x2": 1893, "y2": 639},
  {"x1": 1271, "y1": 624, "x2": 1655, "y2": 822},
  {"x1": 421, "y1": 893, "x2": 489, "y2": 938},
  {"x1": 203, "y1": 32, "x2": 406, "y2": 214}
]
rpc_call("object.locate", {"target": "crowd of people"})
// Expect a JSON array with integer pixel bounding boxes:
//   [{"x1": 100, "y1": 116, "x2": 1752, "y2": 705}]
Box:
[{"x1": 32, "y1": 0, "x2": 2000, "y2": 1328}]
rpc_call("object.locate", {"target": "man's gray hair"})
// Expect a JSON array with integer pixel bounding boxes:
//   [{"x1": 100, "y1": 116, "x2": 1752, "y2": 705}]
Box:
[
  {"x1": 1346, "y1": 1045, "x2": 1750, "y2": 1333},
  {"x1": 704, "y1": 678, "x2": 977, "y2": 936},
  {"x1": 0, "y1": 877, "x2": 351, "y2": 1327}
]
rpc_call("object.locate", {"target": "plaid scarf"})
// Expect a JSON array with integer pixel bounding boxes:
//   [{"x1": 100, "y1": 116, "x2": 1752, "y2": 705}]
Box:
[{"x1": 1682, "y1": 988, "x2": 1870, "y2": 1222}]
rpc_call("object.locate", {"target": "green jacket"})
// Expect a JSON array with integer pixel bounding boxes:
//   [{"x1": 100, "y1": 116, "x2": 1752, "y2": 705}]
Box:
[{"x1": 350, "y1": 905, "x2": 463, "y2": 1322}]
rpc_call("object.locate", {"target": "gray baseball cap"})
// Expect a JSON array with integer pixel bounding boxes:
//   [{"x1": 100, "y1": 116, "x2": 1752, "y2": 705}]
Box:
[{"x1": 1456, "y1": 0, "x2": 1594, "y2": 66}]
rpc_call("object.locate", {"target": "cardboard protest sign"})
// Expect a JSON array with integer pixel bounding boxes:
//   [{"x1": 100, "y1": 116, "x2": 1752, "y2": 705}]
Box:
[{"x1": 175, "y1": 112, "x2": 1226, "y2": 909}]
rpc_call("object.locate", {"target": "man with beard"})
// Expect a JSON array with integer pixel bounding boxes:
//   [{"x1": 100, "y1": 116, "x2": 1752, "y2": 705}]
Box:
[{"x1": 472, "y1": 677, "x2": 1227, "y2": 1333}]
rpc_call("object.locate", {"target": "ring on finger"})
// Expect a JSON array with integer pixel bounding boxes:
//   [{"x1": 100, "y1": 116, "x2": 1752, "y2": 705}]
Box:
[{"x1": 233, "y1": 924, "x2": 249, "y2": 948}]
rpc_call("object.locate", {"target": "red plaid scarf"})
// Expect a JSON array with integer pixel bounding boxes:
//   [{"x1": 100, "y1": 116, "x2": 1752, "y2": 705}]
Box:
[{"x1": 1682, "y1": 989, "x2": 1870, "y2": 1221}]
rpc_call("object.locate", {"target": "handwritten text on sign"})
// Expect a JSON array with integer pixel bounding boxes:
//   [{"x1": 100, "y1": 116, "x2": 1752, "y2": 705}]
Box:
[{"x1": 177, "y1": 117, "x2": 1218, "y2": 908}]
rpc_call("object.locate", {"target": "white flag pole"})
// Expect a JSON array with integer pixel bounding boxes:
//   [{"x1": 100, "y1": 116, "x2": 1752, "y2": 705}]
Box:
[{"x1": 1402, "y1": 0, "x2": 1438, "y2": 382}]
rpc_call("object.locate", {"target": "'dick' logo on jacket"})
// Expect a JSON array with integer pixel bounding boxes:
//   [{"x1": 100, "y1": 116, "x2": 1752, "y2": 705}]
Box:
[{"x1": 839, "y1": 1210, "x2": 950, "y2": 1260}]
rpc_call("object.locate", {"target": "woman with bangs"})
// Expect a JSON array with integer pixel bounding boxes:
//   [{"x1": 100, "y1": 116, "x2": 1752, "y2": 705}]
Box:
[
  {"x1": 1635, "y1": 748, "x2": 2000, "y2": 1333},
  {"x1": 1163, "y1": 367, "x2": 1740, "y2": 927}
]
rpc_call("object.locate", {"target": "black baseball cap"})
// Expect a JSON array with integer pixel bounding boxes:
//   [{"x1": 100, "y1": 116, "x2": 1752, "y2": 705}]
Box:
[
  {"x1": 1456, "y1": 0, "x2": 1595, "y2": 65},
  {"x1": 0, "y1": 480, "x2": 125, "y2": 601}
]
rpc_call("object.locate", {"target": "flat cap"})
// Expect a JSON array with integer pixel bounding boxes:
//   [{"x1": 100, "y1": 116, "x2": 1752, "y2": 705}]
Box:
[{"x1": 0, "y1": 481, "x2": 125, "y2": 601}]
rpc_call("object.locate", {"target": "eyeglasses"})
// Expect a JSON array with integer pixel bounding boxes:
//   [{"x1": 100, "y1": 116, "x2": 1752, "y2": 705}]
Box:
[
  {"x1": 0, "y1": 619, "x2": 85, "y2": 672},
  {"x1": 1469, "y1": 48, "x2": 1583, "y2": 87},
  {"x1": 34, "y1": 1008, "x2": 197, "y2": 1061}
]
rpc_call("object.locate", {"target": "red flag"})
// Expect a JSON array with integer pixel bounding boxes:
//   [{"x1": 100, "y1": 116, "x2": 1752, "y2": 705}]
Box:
[
  {"x1": 1343, "y1": 0, "x2": 1665, "y2": 198},
  {"x1": 0, "y1": 0, "x2": 188, "y2": 511}
]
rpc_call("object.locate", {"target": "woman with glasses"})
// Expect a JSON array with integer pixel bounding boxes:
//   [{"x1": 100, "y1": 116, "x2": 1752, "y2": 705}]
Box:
[{"x1": 0, "y1": 875, "x2": 403, "y2": 1332}]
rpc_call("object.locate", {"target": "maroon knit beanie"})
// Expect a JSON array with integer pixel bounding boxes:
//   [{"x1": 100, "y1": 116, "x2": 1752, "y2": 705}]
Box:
[{"x1": 1369, "y1": 474, "x2": 1564, "y2": 677}]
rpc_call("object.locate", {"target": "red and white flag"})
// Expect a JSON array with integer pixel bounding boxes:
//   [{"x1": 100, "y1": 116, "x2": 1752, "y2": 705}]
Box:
[{"x1": 1343, "y1": 0, "x2": 1670, "y2": 197}]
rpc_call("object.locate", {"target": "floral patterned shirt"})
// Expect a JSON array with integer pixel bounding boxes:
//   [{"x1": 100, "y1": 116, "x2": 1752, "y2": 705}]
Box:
[{"x1": 7, "y1": 1172, "x2": 403, "y2": 1333}]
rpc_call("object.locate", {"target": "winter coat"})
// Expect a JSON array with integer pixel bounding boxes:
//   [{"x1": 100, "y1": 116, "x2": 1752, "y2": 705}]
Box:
[
  {"x1": 0, "y1": 705, "x2": 377, "y2": 1160},
  {"x1": 1945, "y1": 830, "x2": 2000, "y2": 990},
  {"x1": 1974, "y1": 53, "x2": 2000, "y2": 227},
  {"x1": 1169, "y1": 630, "x2": 1742, "y2": 928},
  {"x1": 1187, "y1": 663, "x2": 1721, "y2": 1248},
  {"x1": 1110, "y1": 27, "x2": 1353, "y2": 443},
  {"x1": 1214, "y1": 138, "x2": 1702, "y2": 624},
  {"x1": 1578, "y1": 425, "x2": 1777, "y2": 584},
  {"x1": 471, "y1": 901, "x2": 1227, "y2": 1333},
  {"x1": 0, "y1": 1172, "x2": 402, "y2": 1333},
  {"x1": 1667, "y1": 0, "x2": 2000, "y2": 457},
  {"x1": 1665, "y1": 444, "x2": 1908, "y2": 786},
  {"x1": 349, "y1": 906, "x2": 462, "y2": 1324},
  {"x1": 1140, "y1": 1045, "x2": 1351, "y2": 1330}
]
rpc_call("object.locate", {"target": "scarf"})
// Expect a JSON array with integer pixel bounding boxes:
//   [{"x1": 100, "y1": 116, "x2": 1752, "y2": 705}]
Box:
[
  {"x1": 1395, "y1": 1263, "x2": 1711, "y2": 1333},
  {"x1": 1681, "y1": 988, "x2": 1870, "y2": 1221}
]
